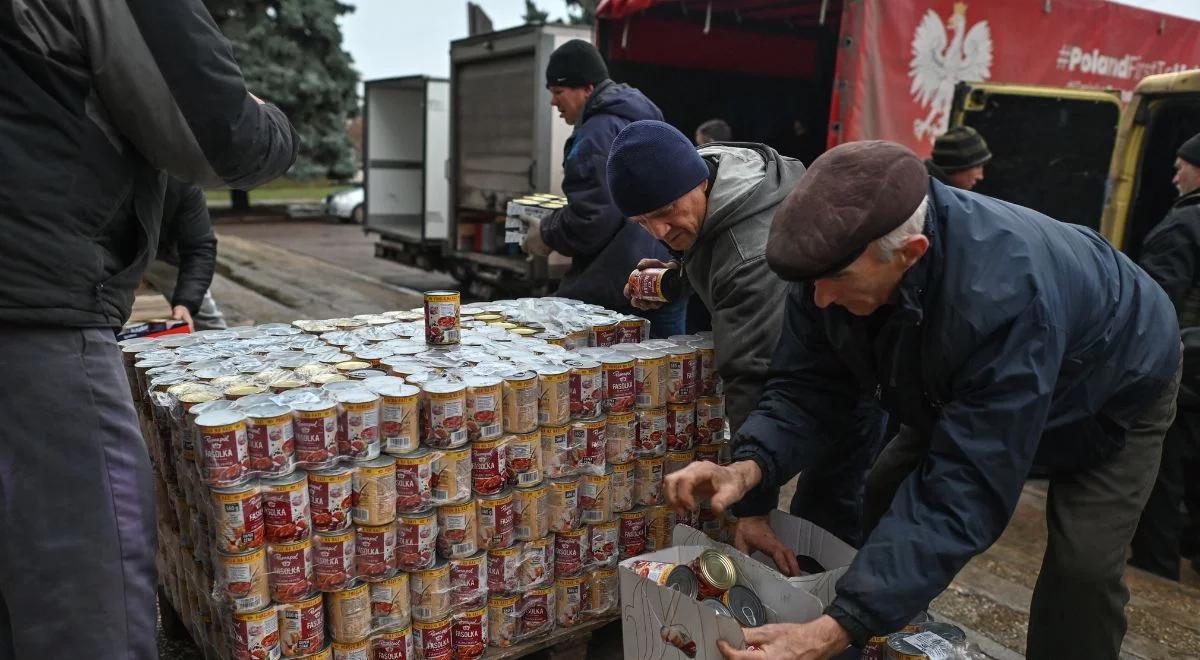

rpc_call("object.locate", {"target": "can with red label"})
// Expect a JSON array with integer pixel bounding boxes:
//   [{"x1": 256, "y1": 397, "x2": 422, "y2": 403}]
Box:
[
  {"x1": 424, "y1": 290, "x2": 460, "y2": 346},
  {"x1": 423, "y1": 381, "x2": 469, "y2": 450},
  {"x1": 337, "y1": 388, "x2": 381, "y2": 460},
  {"x1": 646, "y1": 504, "x2": 676, "y2": 552},
  {"x1": 414, "y1": 617, "x2": 453, "y2": 660},
  {"x1": 635, "y1": 407, "x2": 668, "y2": 457},
  {"x1": 539, "y1": 423, "x2": 578, "y2": 479},
  {"x1": 695, "y1": 395, "x2": 726, "y2": 444},
  {"x1": 277, "y1": 593, "x2": 325, "y2": 658},
  {"x1": 449, "y1": 551, "x2": 488, "y2": 609},
  {"x1": 292, "y1": 399, "x2": 340, "y2": 468},
  {"x1": 619, "y1": 316, "x2": 649, "y2": 344},
  {"x1": 245, "y1": 403, "x2": 296, "y2": 477},
  {"x1": 411, "y1": 561, "x2": 452, "y2": 623},
  {"x1": 451, "y1": 606, "x2": 488, "y2": 659},
  {"x1": 635, "y1": 456, "x2": 664, "y2": 507},
  {"x1": 611, "y1": 461, "x2": 635, "y2": 513},
  {"x1": 470, "y1": 437, "x2": 508, "y2": 496},
  {"x1": 355, "y1": 522, "x2": 397, "y2": 580},
  {"x1": 263, "y1": 472, "x2": 312, "y2": 544},
  {"x1": 512, "y1": 482, "x2": 548, "y2": 541},
  {"x1": 579, "y1": 471, "x2": 612, "y2": 524},
  {"x1": 604, "y1": 411, "x2": 636, "y2": 464},
  {"x1": 589, "y1": 317, "x2": 620, "y2": 348},
  {"x1": 667, "y1": 347, "x2": 698, "y2": 404},
  {"x1": 309, "y1": 466, "x2": 354, "y2": 533},
  {"x1": 233, "y1": 606, "x2": 281, "y2": 660},
  {"x1": 314, "y1": 530, "x2": 355, "y2": 591},
  {"x1": 195, "y1": 409, "x2": 251, "y2": 487},
  {"x1": 589, "y1": 520, "x2": 618, "y2": 568},
  {"x1": 369, "y1": 573, "x2": 411, "y2": 629},
  {"x1": 395, "y1": 449, "x2": 437, "y2": 514},
  {"x1": 378, "y1": 383, "x2": 421, "y2": 455},
  {"x1": 476, "y1": 490, "x2": 515, "y2": 551},
  {"x1": 618, "y1": 508, "x2": 648, "y2": 559},
  {"x1": 505, "y1": 430, "x2": 542, "y2": 488},
  {"x1": 547, "y1": 477, "x2": 580, "y2": 534},
  {"x1": 396, "y1": 508, "x2": 437, "y2": 571},
  {"x1": 571, "y1": 416, "x2": 606, "y2": 475},
  {"x1": 517, "y1": 586, "x2": 555, "y2": 639},
  {"x1": 666, "y1": 402, "x2": 696, "y2": 451},
  {"x1": 566, "y1": 359, "x2": 602, "y2": 420},
  {"x1": 553, "y1": 527, "x2": 588, "y2": 578},
  {"x1": 463, "y1": 376, "x2": 503, "y2": 442},
  {"x1": 486, "y1": 542, "x2": 522, "y2": 593},
  {"x1": 212, "y1": 483, "x2": 265, "y2": 554},
  {"x1": 371, "y1": 625, "x2": 413, "y2": 660},
  {"x1": 601, "y1": 356, "x2": 636, "y2": 413}
]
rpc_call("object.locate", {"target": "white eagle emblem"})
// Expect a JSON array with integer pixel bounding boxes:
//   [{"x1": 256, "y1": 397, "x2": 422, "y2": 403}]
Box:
[{"x1": 909, "y1": 2, "x2": 993, "y2": 142}]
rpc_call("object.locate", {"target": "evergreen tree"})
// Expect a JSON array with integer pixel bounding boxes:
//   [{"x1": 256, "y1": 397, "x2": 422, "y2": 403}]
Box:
[{"x1": 522, "y1": 0, "x2": 550, "y2": 24}]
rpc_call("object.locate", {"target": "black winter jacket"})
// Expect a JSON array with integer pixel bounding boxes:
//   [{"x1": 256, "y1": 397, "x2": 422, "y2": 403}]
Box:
[
  {"x1": 0, "y1": 0, "x2": 296, "y2": 328},
  {"x1": 731, "y1": 180, "x2": 1180, "y2": 642},
  {"x1": 156, "y1": 179, "x2": 217, "y2": 316},
  {"x1": 539, "y1": 80, "x2": 672, "y2": 311}
]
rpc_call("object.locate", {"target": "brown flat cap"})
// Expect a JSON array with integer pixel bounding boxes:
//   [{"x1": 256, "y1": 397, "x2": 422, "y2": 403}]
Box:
[{"x1": 767, "y1": 140, "x2": 928, "y2": 281}]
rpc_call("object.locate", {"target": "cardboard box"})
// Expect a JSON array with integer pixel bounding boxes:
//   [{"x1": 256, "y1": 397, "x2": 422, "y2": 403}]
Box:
[{"x1": 619, "y1": 513, "x2": 856, "y2": 659}]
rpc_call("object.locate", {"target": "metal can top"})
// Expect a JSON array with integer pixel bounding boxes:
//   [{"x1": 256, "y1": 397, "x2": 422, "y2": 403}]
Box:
[
  {"x1": 663, "y1": 565, "x2": 698, "y2": 598},
  {"x1": 600, "y1": 355, "x2": 634, "y2": 367},
  {"x1": 917, "y1": 621, "x2": 966, "y2": 643},
  {"x1": 189, "y1": 399, "x2": 237, "y2": 418},
  {"x1": 194, "y1": 409, "x2": 247, "y2": 428},
  {"x1": 262, "y1": 470, "x2": 306, "y2": 487},
  {"x1": 722, "y1": 585, "x2": 766, "y2": 628},
  {"x1": 463, "y1": 375, "x2": 503, "y2": 388},
  {"x1": 667, "y1": 346, "x2": 697, "y2": 358},
  {"x1": 535, "y1": 365, "x2": 569, "y2": 377},
  {"x1": 423, "y1": 379, "x2": 467, "y2": 395},
  {"x1": 310, "y1": 464, "x2": 354, "y2": 478},
  {"x1": 701, "y1": 598, "x2": 733, "y2": 618},
  {"x1": 424, "y1": 290, "x2": 460, "y2": 298},
  {"x1": 695, "y1": 549, "x2": 737, "y2": 592},
  {"x1": 479, "y1": 488, "x2": 513, "y2": 502},
  {"x1": 289, "y1": 397, "x2": 338, "y2": 413},
  {"x1": 336, "y1": 388, "x2": 380, "y2": 405},
  {"x1": 245, "y1": 402, "x2": 292, "y2": 420},
  {"x1": 885, "y1": 633, "x2": 933, "y2": 658},
  {"x1": 370, "y1": 382, "x2": 421, "y2": 398},
  {"x1": 563, "y1": 358, "x2": 601, "y2": 370},
  {"x1": 353, "y1": 455, "x2": 396, "y2": 470}
]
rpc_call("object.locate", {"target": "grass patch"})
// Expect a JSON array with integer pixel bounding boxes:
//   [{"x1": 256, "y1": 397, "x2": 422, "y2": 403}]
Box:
[{"x1": 205, "y1": 179, "x2": 355, "y2": 205}]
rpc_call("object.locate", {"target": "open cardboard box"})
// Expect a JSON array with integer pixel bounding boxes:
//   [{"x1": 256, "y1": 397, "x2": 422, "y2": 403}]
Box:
[{"x1": 619, "y1": 511, "x2": 857, "y2": 660}]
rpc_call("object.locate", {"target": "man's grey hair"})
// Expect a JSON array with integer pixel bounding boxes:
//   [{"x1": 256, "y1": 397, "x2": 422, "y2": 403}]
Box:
[{"x1": 872, "y1": 196, "x2": 929, "y2": 260}]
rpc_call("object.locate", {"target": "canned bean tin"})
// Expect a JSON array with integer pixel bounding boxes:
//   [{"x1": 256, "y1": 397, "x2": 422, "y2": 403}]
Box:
[
  {"x1": 395, "y1": 449, "x2": 437, "y2": 514},
  {"x1": 371, "y1": 625, "x2": 414, "y2": 660},
  {"x1": 589, "y1": 318, "x2": 620, "y2": 348},
  {"x1": 634, "y1": 350, "x2": 668, "y2": 410},
  {"x1": 463, "y1": 376, "x2": 503, "y2": 442},
  {"x1": 313, "y1": 530, "x2": 355, "y2": 592},
  {"x1": 691, "y1": 549, "x2": 737, "y2": 598},
  {"x1": 666, "y1": 402, "x2": 696, "y2": 451},
  {"x1": 436, "y1": 499, "x2": 478, "y2": 559},
  {"x1": 501, "y1": 370, "x2": 539, "y2": 434},
  {"x1": 423, "y1": 381, "x2": 469, "y2": 449},
  {"x1": 233, "y1": 605, "x2": 281, "y2": 660},
  {"x1": 432, "y1": 447, "x2": 471, "y2": 505},
  {"x1": 571, "y1": 416, "x2": 606, "y2": 475},
  {"x1": 634, "y1": 456, "x2": 665, "y2": 507},
  {"x1": 378, "y1": 383, "x2": 421, "y2": 455},
  {"x1": 470, "y1": 437, "x2": 508, "y2": 495},
  {"x1": 697, "y1": 442, "x2": 731, "y2": 466},
  {"x1": 610, "y1": 461, "x2": 635, "y2": 513},
  {"x1": 218, "y1": 547, "x2": 270, "y2": 613},
  {"x1": 619, "y1": 316, "x2": 649, "y2": 344},
  {"x1": 513, "y1": 482, "x2": 548, "y2": 541},
  {"x1": 414, "y1": 617, "x2": 453, "y2": 660},
  {"x1": 277, "y1": 593, "x2": 325, "y2": 657},
  {"x1": 396, "y1": 508, "x2": 438, "y2": 571},
  {"x1": 486, "y1": 543, "x2": 522, "y2": 593},
  {"x1": 635, "y1": 407, "x2": 668, "y2": 457},
  {"x1": 554, "y1": 527, "x2": 588, "y2": 577},
  {"x1": 245, "y1": 403, "x2": 296, "y2": 476},
  {"x1": 353, "y1": 456, "x2": 398, "y2": 526},
  {"x1": 722, "y1": 585, "x2": 767, "y2": 628},
  {"x1": 629, "y1": 560, "x2": 698, "y2": 597},
  {"x1": 555, "y1": 574, "x2": 588, "y2": 627},
  {"x1": 646, "y1": 504, "x2": 676, "y2": 552},
  {"x1": 667, "y1": 347, "x2": 699, "y2": 404},
  {"x1": 695, "y1": 340, "x2": 720, "y2": 397},
  {"x1": 589, "y1": 520, "x2": 619, "y2": 568},
  {"x1": 451, "y1": 606, "x2": 488, "y2": 659},
  {"x1": 519, "y1": 536, "x2": 554, "y2": 590},
  {"x1": 411, "y1": 561, "x2": 452, "y2": 623},
  {"x1": 579, "y1": 470, "x2": 612, "y2": 524},
  {"x1": 601, "y1": 356, "x2": 636, "y2": 413},
  {"x1": 539, "y1": 423, "x2": 578, "y2": 479},
  {"x1": 537, "y1": 365, "x2": 571, "y2": 427},
  {"x1": 548, "y1": 476, "x2": 581, "y2": 533},
  {"x1": 263, "y1": 471, "x2": 312, "y2": 543},
  {"x1": 292, "y1": 399, "x2": 340, "y2": 467},
  {"x1": 337, "y1": 389, "x2": 381, "y2": 460},
  {"x1": 618, "y1": 508, "x2": 648, "y2": 559},
  {"x1": 449, "y1": 551, "x2": 488, "y2": 609},
  {"x1": 195, "y1": 409, "x2": 250, "y2": 487},
  {"x1": 695, "y1": 395, "x2": 726, "y2": 444},
  {"x1": 212, "y1": 483, "x2": 265, "y2": 553},
  {"x1": 505, "y1": 430, "x2": 542, "y2": 488},
  {"x1": 586, "y1": 567, "x2": 619, "y2": 615},
  {"x1": 665, "y1": 450, "x2": 695, "y2": 477},
  {"x1": 487, "y1": 594, "x2": 519, "y2": 648},
  {"x1": 268, "y1": 538, "x2": 316, "y2": 603},
  {"x1": 424, "y1": 291, "x2": 460, "y2": 346},
  {"x1": 566, "y1": 359, "x2": 603, "y2": 419},
  {"x1": 604, "y1": 411, "x2": 636, "y2": 464},
  {"x1": 329, "y1": 582, "x2": 372, "y2": 643},
  {"x1": 517, "y1": 585, "x2": 555, "y2": 639},
  {"x1": 355, "y1": 522, "x2": 398, "y2": 580},
  {"x1": 476, "y1": 489, "x2": 515, "y2": 551},
  {"x1": 331, "y1": 637, "x2": 370, "y2": 660},
  {"x1": 309, "y1": 465, "x2": 354, "y2": 533},
  {"x1": 370, "y1": 572, "x2": 411, "y2": 629}
]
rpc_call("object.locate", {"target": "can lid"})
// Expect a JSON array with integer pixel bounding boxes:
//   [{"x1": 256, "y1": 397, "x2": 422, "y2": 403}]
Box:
[
  {"x1": 696, "y1": 549, "x2": 737, "y2": 591},
  {"x1": 262, "y1": 470, "x2": 306, "y2": 486},
  {"x1": 663, "y1": 565, "x2": 699, "y2": 598},
  {"x1": 245, "y1": 402, "x2": 292, "y2": 419},
  {"x1": 335, "y1": 387, "x2": 380, "y2": 404},
  {"x1": 723, "y1": 585, "x2": 766, "y2": 627},
  {"x1": 918, "y1": 621, "x2": 966, "y2": 643},
  {"x1": 194, "y1": 409, "x2": 247, "y2": 427},
  {"x1": 885, "y1": 632, "x2": 931, "y2": 657},
  {"x1": 464, "y1": 374, "x2": 503, "y2": 388},
  {"x1": 370, "y1": 381, "x2": 421, "y2": 398},
  {"x1": 701, "y1": 598, "x2": 733, "y2": 618}
]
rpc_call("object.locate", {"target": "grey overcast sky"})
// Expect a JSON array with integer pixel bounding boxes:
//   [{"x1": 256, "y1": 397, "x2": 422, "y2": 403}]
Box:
[{"x1": 338, "y1": 0, "x2": 1200, "y2": 83}]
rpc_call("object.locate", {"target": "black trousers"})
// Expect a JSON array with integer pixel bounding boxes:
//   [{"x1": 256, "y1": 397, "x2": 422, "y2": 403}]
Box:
[{"x1": 1130, "y1": 403, "x2": 1200, "y2": 580}]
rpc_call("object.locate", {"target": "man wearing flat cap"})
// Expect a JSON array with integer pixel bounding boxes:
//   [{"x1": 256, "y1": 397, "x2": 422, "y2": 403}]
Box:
[
  {"x1": 925, "y1": 125, "x2": 991, "y2": 190},
  {"x1": 668, "y1": 140, "x2": 1180, "y2": 658},
  {"x1": 1130, "y1": 132, "x2": 1200, "y2": 582}
]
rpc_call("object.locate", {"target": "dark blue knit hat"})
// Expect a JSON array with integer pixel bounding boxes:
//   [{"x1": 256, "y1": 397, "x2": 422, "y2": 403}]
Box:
[{"x1": 607, "y1": 120, "x2": 710, "y2": 218}]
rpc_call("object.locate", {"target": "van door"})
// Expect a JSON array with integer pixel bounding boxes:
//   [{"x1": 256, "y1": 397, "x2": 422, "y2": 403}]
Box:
[{"x1": 949, "y1": 82, "x2": 1122, "y2": 230}]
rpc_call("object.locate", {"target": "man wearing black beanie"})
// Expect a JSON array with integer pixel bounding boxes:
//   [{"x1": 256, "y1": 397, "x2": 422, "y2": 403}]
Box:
[
  {"x1": 1131, "y1": 132, "x2": 1200, "y2": 581},
  {"x1": 520, "y1": 39, "x2": 686, "y2": 335}
]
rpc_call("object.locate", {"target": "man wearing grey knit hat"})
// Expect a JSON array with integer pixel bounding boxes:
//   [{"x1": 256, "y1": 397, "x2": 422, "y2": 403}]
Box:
[
  {"x1": 668, "y1": 140, "x2": 1181, "y2": 659},
  {"x1": 925, "y1": 125, "x2": 992, "y2": 190}
]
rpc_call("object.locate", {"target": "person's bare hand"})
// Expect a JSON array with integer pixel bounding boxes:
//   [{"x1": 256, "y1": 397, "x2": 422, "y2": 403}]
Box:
[
  {"x1": 664, "y1": 460, "x2": 761, "y2": 517},
  {"x1": 734, "y1": 515, "x2": 800, "y2": 576},
  {"x1": 716, "y1": 617, "x2": 850, "y2": 660},
  {"x1": 172, "y1": 305, "x2": 195, "y2": 332}
]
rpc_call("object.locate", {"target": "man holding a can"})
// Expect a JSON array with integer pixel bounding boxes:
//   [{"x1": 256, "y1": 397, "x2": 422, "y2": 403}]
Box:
[{"x1": 667, "y1": 141, "x2": 1180, "y2": 659}]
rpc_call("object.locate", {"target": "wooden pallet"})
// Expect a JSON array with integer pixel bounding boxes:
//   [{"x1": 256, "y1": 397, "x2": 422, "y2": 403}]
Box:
[{"x1": 487, "y1": 615, "x2": 619, "y2": 660}]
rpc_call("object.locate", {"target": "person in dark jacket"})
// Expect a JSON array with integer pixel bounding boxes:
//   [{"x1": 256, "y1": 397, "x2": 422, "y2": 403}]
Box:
[
  {"x1": 520, "y1": 40, "x2": 685, "y2": 336},
  {"x1": 694, "y1": 118, "x2": 732, "y2": 145},
  {"x1": 143, "y1": 179, "x2": 227, "y2": 331},
  {"x1": 0, "y1": 1, "x2": 297, "y2": 657},
  {"x1": 668, "y1": 142, "x2": 1180, "y2": 660},
  {"x1": 924, "y1": 125, "x2": 991, "y2": 190},
  {"x1": 1130, "y1": 133, "x2": 1200, "y2": 581}
]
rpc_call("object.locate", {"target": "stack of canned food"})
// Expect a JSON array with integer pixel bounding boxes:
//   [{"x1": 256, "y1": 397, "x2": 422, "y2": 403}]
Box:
[{"x1": 127, "y1": 294, "x2": 734, "y2": 660}]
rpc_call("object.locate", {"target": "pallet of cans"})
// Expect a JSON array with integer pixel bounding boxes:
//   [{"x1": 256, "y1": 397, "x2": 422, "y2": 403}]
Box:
[
  {"x1": 504, "y1": 194, "x2": 566, "y2": 247},
  {"x1": 125, "y1": 293, "x2": 734, "y2": 660}
]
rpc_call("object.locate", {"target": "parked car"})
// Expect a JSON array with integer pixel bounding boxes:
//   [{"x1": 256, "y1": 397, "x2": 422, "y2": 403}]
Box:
[{"x1": 325, "y1": 186, "x2": 364, "y2": 223}]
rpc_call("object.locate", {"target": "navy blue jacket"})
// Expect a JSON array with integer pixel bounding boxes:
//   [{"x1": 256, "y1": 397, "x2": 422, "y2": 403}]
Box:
[
  {"x1": 731, "y1": 180, "x2": 1180, "y2": 641},
  {"x1": 540, "y1": 80, "x2": 672, "y2": 311}
]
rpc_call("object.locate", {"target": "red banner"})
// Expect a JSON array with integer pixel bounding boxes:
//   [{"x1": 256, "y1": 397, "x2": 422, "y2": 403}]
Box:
[{"x1": 836, "y1": 0, "x2": 1200, "y2": 156}]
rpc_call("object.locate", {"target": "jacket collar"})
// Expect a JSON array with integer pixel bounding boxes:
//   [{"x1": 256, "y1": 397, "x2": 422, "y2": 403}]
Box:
[
  {"x1": 888, "y1": 187, "x2": 943, "y2": 324},
  {"x1": 1173, "y1": 188, "x2": 1200, "y2": 210}
]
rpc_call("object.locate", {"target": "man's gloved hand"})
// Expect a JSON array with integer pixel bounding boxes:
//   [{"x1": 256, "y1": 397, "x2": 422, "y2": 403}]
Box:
[
  {"x1": 624, "y1": 259, "x2": 683, "y2": 310},
  {"x1": 520, "y1": 217, "x2": 553, "y2": 257}
]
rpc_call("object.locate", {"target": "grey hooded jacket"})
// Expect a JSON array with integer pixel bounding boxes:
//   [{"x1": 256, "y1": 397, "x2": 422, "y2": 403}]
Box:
[{"x1": 680, "y1": 143, "x2": 806, "y2": 434}]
